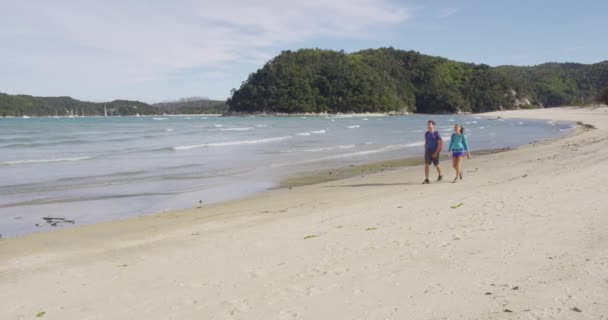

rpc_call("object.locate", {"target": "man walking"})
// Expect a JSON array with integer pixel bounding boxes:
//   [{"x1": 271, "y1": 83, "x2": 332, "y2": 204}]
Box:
[{"x1": 423, "y1": 120, "x2": 443, "y2": 184}]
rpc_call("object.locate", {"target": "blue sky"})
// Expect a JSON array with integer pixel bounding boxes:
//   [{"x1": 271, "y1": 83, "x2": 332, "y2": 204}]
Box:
[{"x1": 1, "y1": 0, "x2": 606, "y2": 103}]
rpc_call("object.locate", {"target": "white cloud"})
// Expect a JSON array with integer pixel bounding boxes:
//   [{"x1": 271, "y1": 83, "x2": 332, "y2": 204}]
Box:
[
  {"x1": 438, "y1": 7, "x2": 459, "y2": 18},
  {"x1": 0, "y1": 0, "x2": 412, "y2": 100}
]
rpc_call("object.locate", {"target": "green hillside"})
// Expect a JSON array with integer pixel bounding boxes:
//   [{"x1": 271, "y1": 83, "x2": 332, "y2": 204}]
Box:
[{"x1": 228, "y1": 48, "x2": 608, "y2": 114}]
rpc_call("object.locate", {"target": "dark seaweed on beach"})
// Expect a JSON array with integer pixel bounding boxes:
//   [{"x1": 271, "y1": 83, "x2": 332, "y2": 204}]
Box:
[{"x1": 42, "y1": 217, "x2": 76, "y2": 227}]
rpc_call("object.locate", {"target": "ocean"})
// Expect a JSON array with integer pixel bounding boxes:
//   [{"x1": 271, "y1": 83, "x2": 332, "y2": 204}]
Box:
[{"x1": 0, "y1": 114, "x2": 573, "y2": 237}]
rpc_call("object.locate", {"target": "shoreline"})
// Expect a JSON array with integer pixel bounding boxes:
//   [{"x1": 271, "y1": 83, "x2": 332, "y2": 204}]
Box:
[
  {"x1": 2, "y1": 105, "x2": 605, "y2": 119},
  {"x1": 0, "y1": 111, "x2": 582, "y2": 241},
  {"x1": 1, "y1": 106, "x2": 607, "y2": 319},
  {"x1": 279, "y1": 147, "x2": 514, "y2": 188},
  {"x1": 0, "y1": 117, "x2": 574, "y2": 240}
]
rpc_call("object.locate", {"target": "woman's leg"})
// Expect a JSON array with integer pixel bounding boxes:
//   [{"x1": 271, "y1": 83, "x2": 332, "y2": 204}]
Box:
[
  {"x1": 452, "y1": 156, "x2": 458, "y2": 182},
  {"x1": 456, "y1": 156, "x2": 463, "y2": 180}
]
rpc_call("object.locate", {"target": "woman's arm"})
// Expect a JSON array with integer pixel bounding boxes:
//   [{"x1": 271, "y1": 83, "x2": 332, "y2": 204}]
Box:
[{"x1": 463, "y1": 134, "x2": 471, "y2": 158}]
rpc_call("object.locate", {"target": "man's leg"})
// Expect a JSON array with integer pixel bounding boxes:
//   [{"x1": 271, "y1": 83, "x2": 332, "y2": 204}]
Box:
[
  {"x1": 425, "y1": 163, "x2": 430, "y2": 180},
  {"x1": 435, "y1": 154, "x2": 443, "y2": 180},
  {"x1": 436, "y1": 164, "x2": 442, "y2": 177}
]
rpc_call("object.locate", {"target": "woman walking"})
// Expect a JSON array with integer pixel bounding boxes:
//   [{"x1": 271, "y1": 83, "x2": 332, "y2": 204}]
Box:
[{"x1": 448, "y1": 124, "x2": 471, "y2": 183}]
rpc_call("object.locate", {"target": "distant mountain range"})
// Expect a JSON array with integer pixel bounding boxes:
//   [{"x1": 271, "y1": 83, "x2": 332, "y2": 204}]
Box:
[
  {"x1": 0, "y1": 93, "x2": 228, "y2": 117},
  {"x1": 228, "y1": 48, "x2": 608, "y2": 114}
]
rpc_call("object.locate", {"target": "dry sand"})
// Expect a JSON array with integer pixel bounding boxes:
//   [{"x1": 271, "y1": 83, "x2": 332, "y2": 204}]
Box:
[{"x1": 1, "y1": 107, "x2": 607, "y2": 319}]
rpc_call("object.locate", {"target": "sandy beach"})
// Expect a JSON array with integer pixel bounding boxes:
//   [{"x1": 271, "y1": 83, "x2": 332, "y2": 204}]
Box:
[{"x1": 1, "y1": 107, "x2": 607, "y2": 319}]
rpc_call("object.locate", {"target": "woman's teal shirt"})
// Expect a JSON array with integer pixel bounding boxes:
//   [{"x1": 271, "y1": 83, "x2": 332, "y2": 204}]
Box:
[{"x1": 448, "y1": 133, "x2": 469, "y2": 152}]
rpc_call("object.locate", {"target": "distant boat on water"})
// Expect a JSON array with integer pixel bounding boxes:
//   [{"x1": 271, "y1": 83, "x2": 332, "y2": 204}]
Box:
[{"x1": 22, "y1": 115, "x2": 30, "y2": 119}]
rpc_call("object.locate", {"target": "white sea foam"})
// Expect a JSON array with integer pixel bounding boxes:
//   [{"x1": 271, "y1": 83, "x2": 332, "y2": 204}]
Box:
[
  {"x1": 404, "y1": 141, "x2": 425, "y2": 147},
  {"x1": 214, "y1": 124, "x2": 223, "y2": 128},
  {"x1": 478, "y1": 126, "x2": 486, "y2": 129},
  {"x1": 347, "y1": 125, "x2": 360, "y2": 129},
  {"x1": 1, "y1": 156, "x2": 94, "y2": 165},
  {"x1": 165, "y1": 128, "x2": 174, "y2": 132},
  {"x1": 330, "y1": 114, "x2": 386, "y2": 118},
  {"x1": 255, "y1": 124, "x2": 268, "y2": 128},
  {"x1": 220, "y1": 127, "x2": 253, "y2": 131},
  {"x1": 296, "y1": 129, "x2": 327, "y2": 136},
  {"x1": 302, "y1": 144, "x2": 411, "y2": 162},
  {"x1": 153, "y1": 118, "x2": 167, "y2": 121},
  {"x1": 302, "y1": 145, "x2": 356, "y2": 152},
  {"x1": 173, "y1": 136, "x2": 292, "y2": 150}
]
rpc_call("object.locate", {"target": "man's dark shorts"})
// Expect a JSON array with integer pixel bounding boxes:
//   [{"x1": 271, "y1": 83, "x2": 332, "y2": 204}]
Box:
[{"x1": 425, "y1": 149, "x2": 440, "y2": 166}]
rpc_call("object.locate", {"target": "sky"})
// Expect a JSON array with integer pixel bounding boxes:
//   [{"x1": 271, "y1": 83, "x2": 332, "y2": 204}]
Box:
[{"x1": 1, "y1": 0, "x2": 606, "y2": 103}]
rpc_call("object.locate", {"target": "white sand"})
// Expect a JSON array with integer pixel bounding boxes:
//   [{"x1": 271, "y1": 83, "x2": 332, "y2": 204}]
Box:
[{"x1": 1, "y1": 107, "x2": 607, "y2": 319}]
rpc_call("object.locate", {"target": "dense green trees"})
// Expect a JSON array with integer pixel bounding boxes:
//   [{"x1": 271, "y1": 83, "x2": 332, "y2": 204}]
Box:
[
  {"x1": 0, "y1": 93, "x2": 156, "y2": 117},
  {"x1": 153, "y1": 98, "x2": 228, "y2": 114},
  {"x1": 228, "y1": 48, "x2": 608, "y2": 114},
  {"x1": 597, "y1": 87, "x2": 608, "y2": 104},
  {"x1": 497, "y1": 61, "x2": 608, "y2": 107},
  {"x1": 0, "y1": 94, "x2": 228, "y2": 117}
]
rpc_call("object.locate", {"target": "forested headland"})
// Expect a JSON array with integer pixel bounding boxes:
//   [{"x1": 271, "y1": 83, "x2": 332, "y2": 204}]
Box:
[{"x1": 228, "y1": 48, "x2": 608, "y2": 114}]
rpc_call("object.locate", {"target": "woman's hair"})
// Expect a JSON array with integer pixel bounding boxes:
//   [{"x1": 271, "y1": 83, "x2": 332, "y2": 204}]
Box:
[{"x1": 455, "y1": 124, "x2": 465, "y2": 134}]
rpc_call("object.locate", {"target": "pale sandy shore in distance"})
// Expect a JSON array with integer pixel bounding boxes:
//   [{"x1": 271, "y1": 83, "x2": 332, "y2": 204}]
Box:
[{"x1": 1, "y1": 107, "x2": 607, "y2": 319}]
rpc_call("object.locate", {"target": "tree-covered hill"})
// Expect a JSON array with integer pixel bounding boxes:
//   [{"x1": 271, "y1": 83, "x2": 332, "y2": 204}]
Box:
[
  {"x1": 0, "y1": 93, "x2": 157, "y2": 117},
  {"x1": 228, "y1": 48, "x2": 608, "y2": 114},
  {"x1": 153, "y1": 97, "x2": 228, "y2": 114},
  {"x1": 0, "y1": 94, "x2": 229, "y2": 117},
  {"x1": 496, "y1": 61, "x2": 608, "y2": 107}
]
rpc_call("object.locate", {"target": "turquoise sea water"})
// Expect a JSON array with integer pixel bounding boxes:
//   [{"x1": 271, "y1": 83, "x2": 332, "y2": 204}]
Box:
[{"x1": 0, "y1": 114, "x2": 573, "y2": 237}]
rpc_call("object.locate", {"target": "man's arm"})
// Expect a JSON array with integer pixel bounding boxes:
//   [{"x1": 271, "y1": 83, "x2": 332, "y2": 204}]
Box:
[{"x1": 434, "y1": 139, "x2": 443, "y2": 157}]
